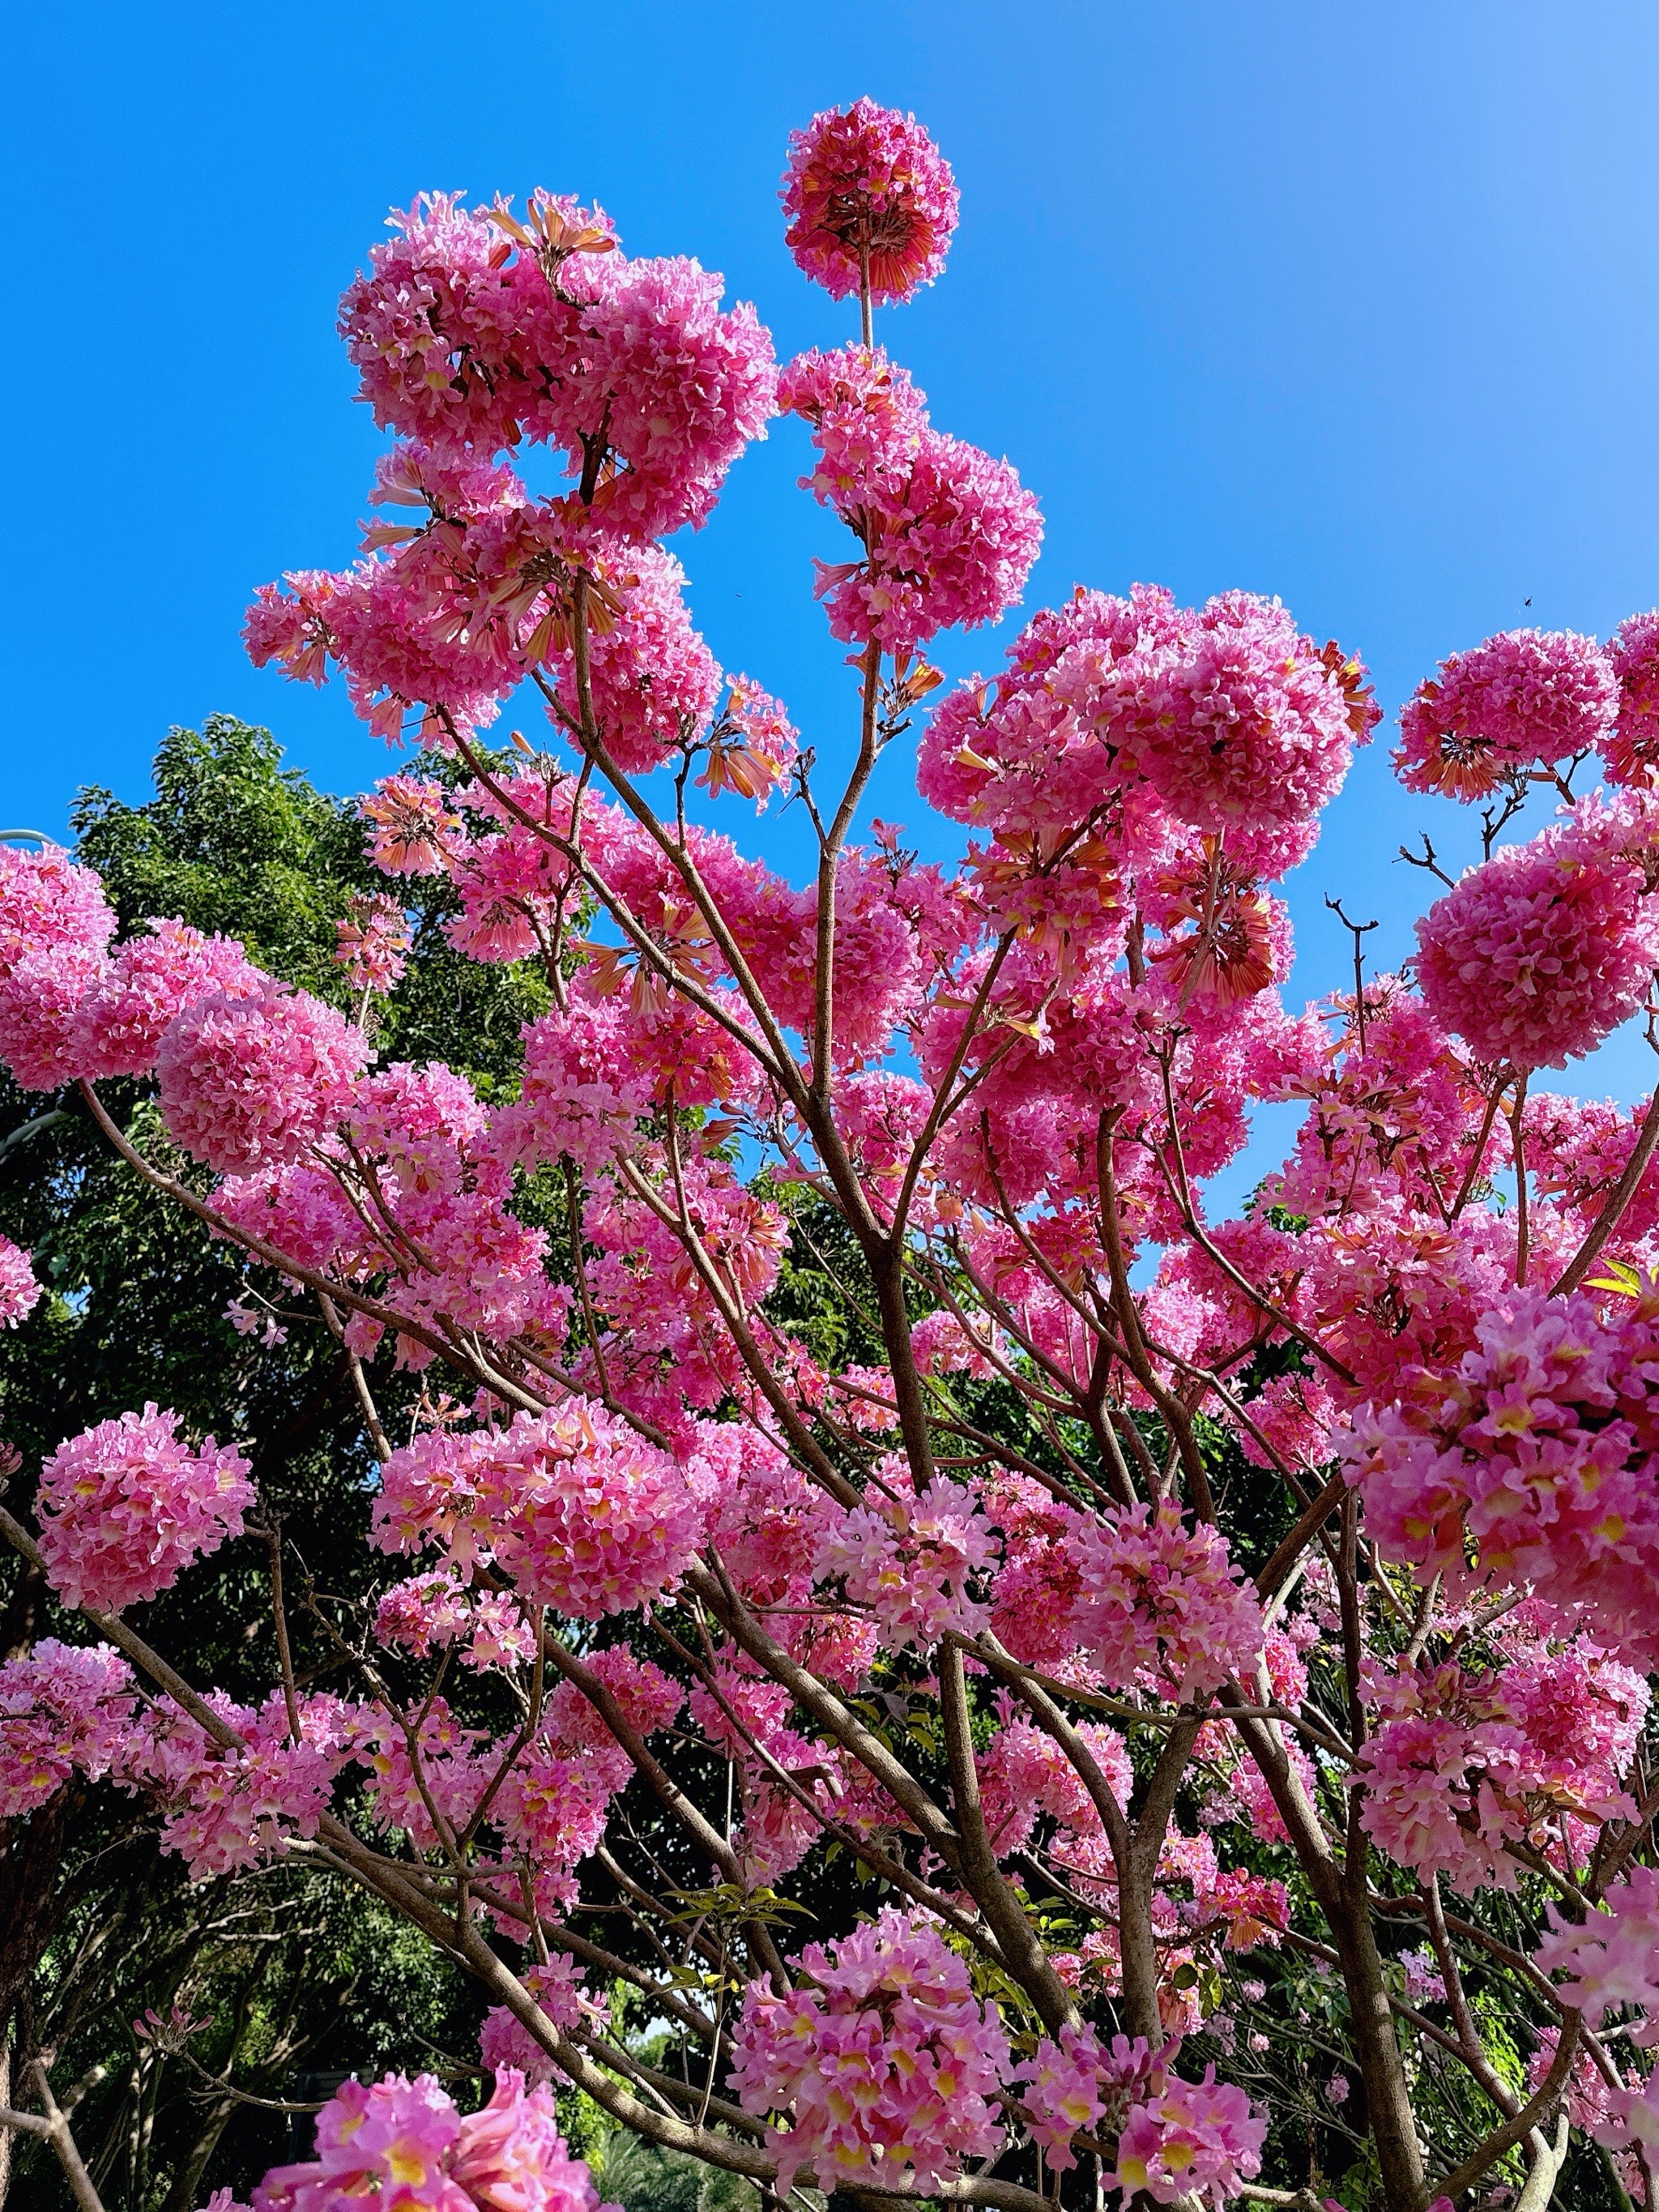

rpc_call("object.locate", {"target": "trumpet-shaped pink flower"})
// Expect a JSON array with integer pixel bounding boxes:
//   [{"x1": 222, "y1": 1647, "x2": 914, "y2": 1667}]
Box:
[
  {"x1": 250, "y1": 2067, "x2": 608, "y2": 2212},
  {"x1": 730, "y1": 1907, "x2": 1010, "y2": 2191},
  {"x1": 782, "y1": 100, "x2": 958, "y2": 304},
  {"x1": 36, "y1": 1404, "x2": 254, "y2": 1614}
]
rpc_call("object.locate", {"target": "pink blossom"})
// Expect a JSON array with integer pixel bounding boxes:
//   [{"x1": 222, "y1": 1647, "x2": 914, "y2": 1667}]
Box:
[
  {"x1": 479, "y1": 1958, "x2": 596, "y2": 2088},
  {"x1": 1396, "y1": 627, "x2": 1618, "y2": 798},
  {"x1": 0, "y1": 841, "x2": 114, "y2": 976},
  {"x1": 1607, "y1": 609, "x2": 1659, "y2": 787},
  {"x1": 778, "y1": 346, "x2": 1041, "y2": 655},
  {"x1": 0, "y1": 942, "x2": 109, "y2": 1091},
  {"x1": 813, "y1": 1467, "x2": 995, "y2": 1650},
  {"x1": 0, "y1": 1639, "x2": 134, "y2": 1817},
  {"x1": 362, "y1": 775, "x2": 462, "y2": 876},
  {"x1": 250, "y1": 2067, "x2": 608, "y2": 2212},
  {"x1": 0, "y1": 1232, "x2": 41, "y2": 1329},
  {"x1": 157, "y1": 982, "x2": 369, "y2": 1176},
  {"x1": 782, "y1": 100, "x2": 959, "y2": 304},
  {"x1": 1414, "y1": 810, "x2": 1659, "y2": 1070},
  {"x1": 1076, "y1": 1503, "x2": 1265, "y2": 1698},
  {"x1": 133, "y1": 1690, "x2": 356, "y2": 1879},
  {"x1": 73, "y1": 919, "x2": 260, "y2": 1079},
  {"x1": 1134, "y1": 594, "x2": 1375, "y2": 873},
  {"x1": 36, "y1": 1404, "x2": 254, "y2": 1614},
  {"x1": 373, "y1": 1406, "x2": 702, "y2": 1620},
  {"x1": 1537, "y1": 1864, "x2": 1659, "y2": 2035},
  {"x1": 1108, "y1": 2062, "x2": 1265, "y2": 2207},
  {"x1": 335, "y1": 895, "x2": 411, "y2": 993},
  {"x1": 730, "y1": 1907, "x2": 1010, "y2": 2191}
]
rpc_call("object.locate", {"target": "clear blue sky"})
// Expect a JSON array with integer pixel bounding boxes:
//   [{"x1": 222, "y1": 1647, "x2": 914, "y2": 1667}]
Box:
[{"x1": 9, "y1": 2, "x2": 1658, "y2": 1105}]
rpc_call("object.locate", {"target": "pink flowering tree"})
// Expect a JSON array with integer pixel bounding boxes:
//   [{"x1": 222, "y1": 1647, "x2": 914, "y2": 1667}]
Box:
[{"x1": 7, "y1": 95, "x2": 1659, "y2": 2212}]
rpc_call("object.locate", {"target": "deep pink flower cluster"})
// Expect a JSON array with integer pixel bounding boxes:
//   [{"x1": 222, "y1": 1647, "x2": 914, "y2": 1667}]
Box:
[
  {"x1": 1607, "y1": 609, "x2": 1659, "y2": 786},
  {"x1": 0, "y1": 840, "x2": 117, "y2": 1090},
  {"x1": 372, "y1": 1405, "x2": 701, "y2": 1619},
  {"x1": 1396, "y1": 627, "x2": 1619, "y2": 798},
  {"x1": 157, "y1": 982, "x2": 369, "y2": 1175},
  {"x1": 36, "y1": 1404, "x2": 255, "y2": 1614},
  {"x1": 0, "y1": 1232, "x2": 41, "y2": 1328},
  {"x1": 338, "y1": 191, "x2": 775, "y2": 539},
  {"x1": 75, "y1": 919, "x2": 259, "y2": 1079},
  {"x1": 778, "y1": 345, "x2": 1041, "y2": 655},
  {"x1": 730, "y1": 1907, "x2": 1010, "y2": 2191},
  {"x1": 782, "y1": 100, "x2": 958, "y2": 305},
  {"x1": 1414, "y1": 802, "x2": 1659, "y2": 1069},
  {"x1": 1132, "y1": 594, "x2": 1376, "y2": 875},
  {"x1": 1347, "y1": 1287, "x2": 1659, "y2": 1668},
  {"x1": 250, "y1": 2067, "x2": 609, "y2": 2212}
]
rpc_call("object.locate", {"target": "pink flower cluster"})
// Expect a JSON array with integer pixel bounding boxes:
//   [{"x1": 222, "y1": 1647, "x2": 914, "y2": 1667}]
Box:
[
  {"x1": 1607, "y1": 609, "x2": 1659, "y2": 786},
  {"x1": 813, "y1": 1467, "x2": 994, "y2": 1650},
  {"x1": 781, "y1": 99, "x2": 959, "y2": 304},
  {"x1": 372, "y1": 1405, "x2": 701, "y2": 1619},
  {"x1": 1396, "y1": 627, "x2": 1618, "y2": 798},
  {"x1": 75, "y1": 919, "x2": 258, "y2": 1079},
  {"x1": 1109, "y1": 2060, "x2": 1266, "y2": 2208},
  {"x1": 778, "y1": 345, "x2": 1041, "y2": 655},
  {"x1": 1347, "y1": 1287, "x2": 1659, "y2": 1668},
  {"x1": 730, "y1": 1907, "x2": 1010, "y2": 2191},
  {"x1": 36, "y1": 1403, "x2": 255, "y2": 1614},
  {"x1": 1537, "y1": 1864, "x2": 1659, "y2": 2039},
  {"x1": 1354, "y1": 1644, "x2": 1647, "y2": 1891},
  {"x1": 158, "y1": 982, "x2": 369, "y2": 1175},
  {"x1": 918, "y1": 582, "x2": 1372, "y2": 897},
  {"x1": 1414, "y1": 799, "x2": 1659, "y2": 1070},
  {"x1": 0, "y1": 1639, "x2": 134, "y2": 1817},
  {"x1": 135, "y1": 1690, "x2": 356, "y2": 1879},
  {"x1": 339, "y1": 190, "x2": 775, "y2": 539},
  {"x1": 1076, "y1": 1503, "x2": 1265, "y2": 1698},
  {"x1": 250, "y1": 2068, "x2": 610, "y2": 2212},
  {"x1": 0, "y1": 840, "x2": 116, "y2": 1090},
  {"x1": 478, "y1": 1957, "x2": 596, "y2": 2087},
  {"x1": 335, "y1": 894, "x2": 411, "y2": 993},
  {"x1": 0, "y1": 1232, "x2": 41, "y2": 1328}
]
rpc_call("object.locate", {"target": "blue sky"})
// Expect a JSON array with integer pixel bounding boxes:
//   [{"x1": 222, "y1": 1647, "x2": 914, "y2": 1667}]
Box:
[{"x1": 9, "y1": 1, "x2": 1659, "y2": 1116}]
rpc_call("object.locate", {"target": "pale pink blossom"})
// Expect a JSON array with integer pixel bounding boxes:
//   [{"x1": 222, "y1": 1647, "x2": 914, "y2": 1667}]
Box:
[{"x1": 36, "y1": 1405, "x2": 254, "y2": 1614}]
